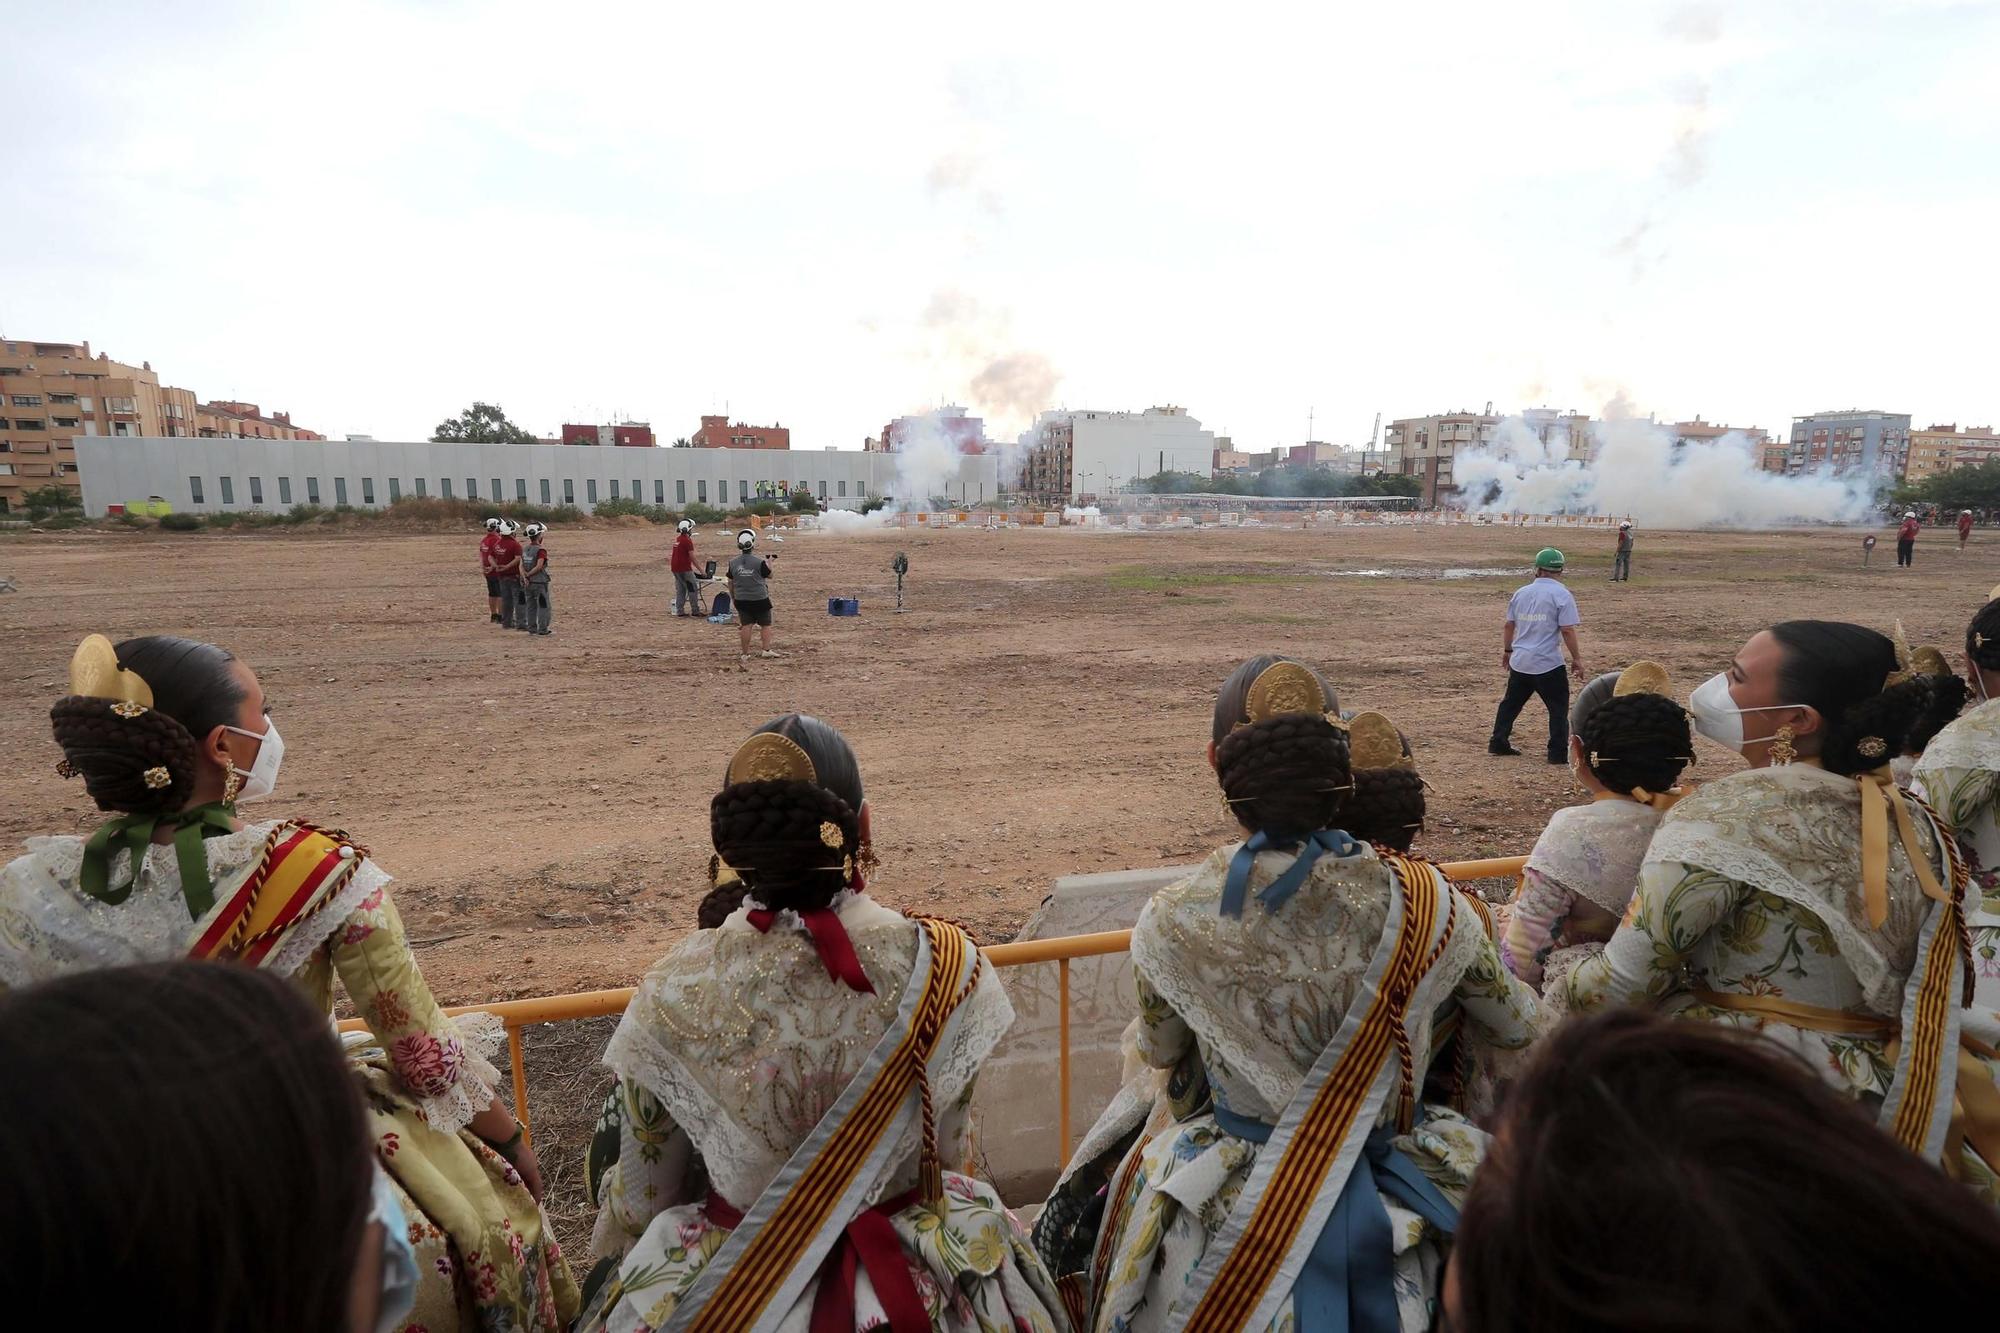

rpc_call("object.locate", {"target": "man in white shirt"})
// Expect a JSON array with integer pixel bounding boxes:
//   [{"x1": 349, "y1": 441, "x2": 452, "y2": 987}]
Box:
[{"x1": 1489, "y1": 547, "x2": 1586, "y2": 763}]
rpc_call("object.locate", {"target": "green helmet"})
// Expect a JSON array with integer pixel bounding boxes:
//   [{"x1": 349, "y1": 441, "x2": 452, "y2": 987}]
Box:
[{"x1": 1534, "y1": 547, "x2": 1566, "y2": 571}]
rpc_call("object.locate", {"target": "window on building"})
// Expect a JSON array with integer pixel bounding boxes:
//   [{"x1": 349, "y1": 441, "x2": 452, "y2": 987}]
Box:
[
  {"x1": 440, "y1": 477, "x2": 454, "y2": 499},
  {"x1": 112, "y1": 422, "x2": 132, "y2": 436},
  {"x1": 11, "y1": 395, "x2": 42, "y2": 407},
  {"x1": 106, "y1": 396, "x2": 136, "y2": 414},
  {"x1": 465, "y1": 478, "x2": 476, "y2": 500},
  {"x1": 632, "y1": 478, "x2": 641, "y2": 502},
  {"x1": 57, "y1": 462, "x2": 78, "y2": 475},
  {"x1": 388, "y1": 477, "x2": 402, "y2": 502},
  {"x1": 334, "y1": 477, "x2": 349, "y2": 506},
  {"x1": 654, "y1": 479, "x2": 665, "y2": 504},
  {"x1": 586, "y1": 479, "x2": 599, "y2": 503},
  {"x1": 697, "y1": 480, "x2": 708, "y2": 503},
  {"x1": 15, "y1": 418, "x2": 44, "y2": 430},
  {"x1": 189, "y1": 476, "x2": 205, "y2": 504},
  {"x1": 858, "y1": 481, "x2": 867, "y2": 497},
  {"x1": 219, "y1": 476, "x2": 235, "y2": 505},
  {"x1": 491, "y1": 478, "x2": 503, "y2": 502},
  {"x1": 52, "y1": 415, "x2": 79, "y2": 428},
  {"x1": 362, "y1": 477, "x2": 375, "y2": 505},
  {"x1": 838, "y1": 480, "x2": 847, "y2": 497},
  {"x1": 818, "y1": 480, "x2": 827, "y2": 499},
  {"x1": 739, "y1": 479, "x2": 749, "y2": 502},
  {"x1": 306, "y1": 477, "x2": 321, "y2": 504},
  {"x1": 248, "y1": 476, "x2": 263, "y2": 504},
  {"x1": 48, "y1": 393, "x2": 76, "y2": 405},
  {"x1": 609, "y1": 479, "x2": 620, "y2": 500},
  {"x1": 677, "y1": 480, "x2": 687, "y2": 504},
  {"x1": 415, "y1": 477, "x2": 428, "y2": 497},
  {"x1": 563, "y1": 479, "x2": 575, "y2": 504},
  {"x1": 540, "y1": 478, "x2": 551, "y2": 504},
  {"x1": 516, "y1": 478, "x2": 528, "y2": 502},
  {"x1": 278, "y1": 477, "x2": 293, "y2": 504}
]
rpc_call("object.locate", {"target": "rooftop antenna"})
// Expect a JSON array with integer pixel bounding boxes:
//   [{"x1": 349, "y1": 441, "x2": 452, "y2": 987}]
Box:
[{"x1": 1307, "y1": 406, "x2": 1314, "y2": 442}]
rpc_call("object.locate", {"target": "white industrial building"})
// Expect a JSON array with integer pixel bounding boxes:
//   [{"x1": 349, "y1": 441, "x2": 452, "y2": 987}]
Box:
[
  {"x1": 74, "y1": 437, "x2": 1000, "y2": 516},
  {"x1": 1019, "y1": 406, "x2": 1218, "y2": 500}
]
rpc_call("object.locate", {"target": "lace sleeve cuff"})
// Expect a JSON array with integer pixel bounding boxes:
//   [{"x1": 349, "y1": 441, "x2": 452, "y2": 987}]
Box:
[{"x1": 408, "y1": 1010, "x2": 507, "y2": 1135}]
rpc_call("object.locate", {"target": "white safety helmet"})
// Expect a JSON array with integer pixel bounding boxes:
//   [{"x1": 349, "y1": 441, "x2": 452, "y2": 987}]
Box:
[
  {"x1": 736, "y1": 529, "x2": 756, "y2": 550},
  {"x1": 1905, "y1": 511, "x2": 1917, "y2": 520},
  {"x1": 484, "y1": 517, "x2": 503, "y2": 532},
  {"x1": 1965, "y1": 510, "x2": 1974, "y2": 516},
  {"x1": 676, "y1": 518, "x2": 694, "y2": 534},
  {"x1": 1619, "y1": 520, "x2": 1632, "y2": 529},
  {"x1": 498, "y1": 519, "x2": 519, "y2": 536},
  {"x1": 523, "y1": 523, "x2": 547, "y2": 539}
]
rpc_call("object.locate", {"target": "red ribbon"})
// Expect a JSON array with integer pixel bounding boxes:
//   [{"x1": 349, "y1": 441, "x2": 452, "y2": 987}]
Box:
[
  {"x1": 704, "y1": 1188, "x2": 929, "y2": 1333},
  {"x1": 745, "y1": 906, "x2": 876, "y2": 995}
]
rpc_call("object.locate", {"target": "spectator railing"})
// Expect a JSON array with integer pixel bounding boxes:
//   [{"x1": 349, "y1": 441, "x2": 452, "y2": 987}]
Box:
[{"x1": 338, "y1": 854, "x2": 1527, "y2": 1168}]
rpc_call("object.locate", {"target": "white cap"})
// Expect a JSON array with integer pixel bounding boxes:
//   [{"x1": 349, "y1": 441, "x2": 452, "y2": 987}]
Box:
[{"x1": 737, "y1": 529, "x2": 756, "y2": 549}]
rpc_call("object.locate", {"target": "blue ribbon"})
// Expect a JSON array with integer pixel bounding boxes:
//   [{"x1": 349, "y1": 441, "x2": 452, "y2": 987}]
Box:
[
  {"x1": 1213, "y1": 1100, "x2": 1458, "y2": 1333},
  {"x1": 1219, "y1": 828, "x2": 1361, "y2": 918}
]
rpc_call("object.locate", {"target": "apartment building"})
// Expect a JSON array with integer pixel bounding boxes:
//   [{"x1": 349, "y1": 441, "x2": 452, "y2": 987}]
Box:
[
  {"x1": 559, "y1": 421, "x2": 657, "y2": 447},
  {"x1": 1384, "y1": 409, "x2": 1499, "y2": 505},
  {"x1": 691, "y1": 414, "x2": 789, "y2": 450},
  {"x1": 1017, "y1": 405, "x2": 1217, "y2": 501},
  {"x1": 1787, "y1": 410, "x2": 1910, "y2": 478},
  {"x1": 1905, "y1": 423, "x2": 2000, "y2": 479},
  {"x1": 196, "y1": 400, "x2": 325, "y2": 442}
]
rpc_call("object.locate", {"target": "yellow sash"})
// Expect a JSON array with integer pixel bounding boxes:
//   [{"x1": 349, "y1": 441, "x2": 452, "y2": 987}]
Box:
[{"x1": 189, "y1": 823, "x2": 360, "y2": 965}]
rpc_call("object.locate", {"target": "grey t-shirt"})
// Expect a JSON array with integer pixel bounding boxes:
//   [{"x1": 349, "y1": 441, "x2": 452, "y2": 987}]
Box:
[{"x1": 728, "y1": 552, "x2": 771, "y2": 602}]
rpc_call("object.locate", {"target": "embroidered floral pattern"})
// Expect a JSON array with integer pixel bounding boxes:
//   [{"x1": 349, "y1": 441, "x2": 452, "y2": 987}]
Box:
[{"x1": 390, "y1": 1032, "x2": 466, "y2": 1098}]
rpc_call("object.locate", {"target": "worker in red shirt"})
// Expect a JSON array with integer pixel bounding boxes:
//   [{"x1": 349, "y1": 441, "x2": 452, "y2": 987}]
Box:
[
  {"x1": 491, "y1": 520, "x2": 524, "y2": 626},
  {"x1": 670, "y1": 518, "x2": 704, "y2": 618},
  {"x1": 478, "y1": 517, "x2": 506, "y2": 623},
  {"x1": 1897, "y1": 510, "x2": 1921, "y2": 568},
  {"x1": 1960, "y1": 509, "x2": 1975, "y2": 553}
]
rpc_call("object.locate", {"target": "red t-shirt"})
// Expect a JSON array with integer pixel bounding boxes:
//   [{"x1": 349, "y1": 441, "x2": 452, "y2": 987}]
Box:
[
  {"x1": 479, "y1": 533, "x2": 502, "y2": 574},
  {"x1": 1900, "y1": 519, "x2": 1921, "y2": 542},
  {"x1": 1960, "y1": 514, "x2": 1975, "y2": 536},
  {"x1": 670, "y1": 533, "x2": 696, "y2": 573},
  {"x1": 492, "y1": 536, "x2": 522, "y2": 574}
]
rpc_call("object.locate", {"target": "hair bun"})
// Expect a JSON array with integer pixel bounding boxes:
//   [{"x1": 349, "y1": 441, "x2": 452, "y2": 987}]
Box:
[{"x1": 48, "y1": 696, "x2": 198, "y2": 815}]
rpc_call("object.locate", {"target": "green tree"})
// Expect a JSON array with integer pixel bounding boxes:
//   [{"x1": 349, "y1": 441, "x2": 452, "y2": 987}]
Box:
[
  {"x1": 1912, "y1": 461, "x2": 2000, "y2": 510},
  {"x1": 671, "y1": 437, "x2": 693, "y2": 448},
  {"x1": 21, "y1": 485, "x2": 82, "y2": 517},
  {"x1": 430, "y1": 402, "x2": 539, "y2": 445},
  {"x1": 788, "y1": 487, "x2": 821, "y2": 513}
]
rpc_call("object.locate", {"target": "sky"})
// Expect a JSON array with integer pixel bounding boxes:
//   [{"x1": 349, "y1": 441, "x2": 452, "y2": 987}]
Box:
[{"x1": 3, "y1": 0, "x2": 1996, "y2": 449}]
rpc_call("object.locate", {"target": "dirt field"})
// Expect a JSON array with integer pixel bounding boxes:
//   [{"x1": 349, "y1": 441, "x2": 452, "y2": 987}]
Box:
[
  {"x1": 6, "y1": 515, "x2": 1993, "y2": 1241},
  {"x1": 4, "y1": 518, "x2": 1993, "y2": 998}
]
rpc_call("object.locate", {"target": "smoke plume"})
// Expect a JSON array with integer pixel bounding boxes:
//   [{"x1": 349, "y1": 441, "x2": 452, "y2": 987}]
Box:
[
  {"x1": 1453, "y1": 413, "x2": 1870, "y2": 528},
  {"x1": 918, "y1": 288, "x2": 1061, "y2": 433}
]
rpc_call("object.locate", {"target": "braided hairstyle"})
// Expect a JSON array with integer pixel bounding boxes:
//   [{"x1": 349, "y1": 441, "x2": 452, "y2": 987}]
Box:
[
  {"x1": 1769, "y1": 621, "x2": 1935, "y2": 778},
  {"x1": 48, "y1": 636, "x2": 245, "y2": 817},
  {"x1": 1908, "y1": 671, "x2": 1969, "y2": 756},
  {"x1": 1342, "y1": 767, "x2": 1427, "y2": 852},
  {"x1": 710, "y1": 714, "x2": 866, "y2": 914},
  {"x1": 1577, "y1": 692, "x2": 1694, "y2": 800},
  {"x1": 1211, "y1": 656, "x2": 1350, "y2": 838},
  {"x1": 1967, "y1": 599, "x2": 2000, "y2": 678}
]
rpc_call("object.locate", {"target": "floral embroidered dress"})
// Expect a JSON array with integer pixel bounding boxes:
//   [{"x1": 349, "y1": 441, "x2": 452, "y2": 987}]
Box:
[
  {"x1": 0, "y1": 821, "x2": 578, "y2": 1332},
  {"x1": 1911, "y1": 697, "x2": 2000, "y2": 1198},
  {"x1": 1087, "y1": 842, "x2": 1539, "y2": 1333},
  {"x1": 1561, "y1": 763, "x2": 1992, "y2": 1186},
  {"x1": 582, "y1": 890, "x2": 1069, "y2": 1333},
  {"x1": 1504, "y1": 798, "x2": 1663, "y2": 998}
]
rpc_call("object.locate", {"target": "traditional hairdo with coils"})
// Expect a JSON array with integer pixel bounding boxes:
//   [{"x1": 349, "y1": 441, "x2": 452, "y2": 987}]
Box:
[
  {"x1": 1770, "y1": 621, "x2": 1937, "y2": 778},
  {"x1": 1968, "y1": 597, "x2": 2000, "y2": 675},
  {"x1": 1337, "y1": 712, "x2": 1426, "y2": 852},
  {"x1": 48, "y1": 636, "x2": 245, "y2": 817},
  {"x1": 1211, "y1": 656, "x2": 1351, "y2": 839},
  {"x1": 1578, "y1": 694, "x2": 1694, "y2": 801},
  {"x1": 710, "y1": 715, "x2": 866, "y2": 915}
]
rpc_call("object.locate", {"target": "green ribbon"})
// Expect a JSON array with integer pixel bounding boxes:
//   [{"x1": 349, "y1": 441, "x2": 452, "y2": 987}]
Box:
[{"x1": 79, "y1": 802, "x2": 241, "y2": 919}]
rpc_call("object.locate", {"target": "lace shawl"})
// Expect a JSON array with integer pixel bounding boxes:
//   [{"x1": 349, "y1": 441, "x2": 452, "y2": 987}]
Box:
[
  {"x1": 1523, "y1": 799, "x2": 1663, "y2": 916},
  {"x1": 1644, "y1": 764, "x2": 1933, "y2": 1013},
  {"x1": 600, "y1": 894, "x2": 1015, "y2": 1209},
  {"x1": 1130, "y1": 842, "x2": 1480, "y2": 1123},
  {"x1": 0, "y1": 822, "x2": 377, "y2": 988},
  {"x1": 1914, "y1": 699, "x2": 2000, "y2": 878}
]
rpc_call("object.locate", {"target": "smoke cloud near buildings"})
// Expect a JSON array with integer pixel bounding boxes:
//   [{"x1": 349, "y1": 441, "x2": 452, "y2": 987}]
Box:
[{"x1": 1453, "y1": 411, "x2": 1871, "y2": 527}]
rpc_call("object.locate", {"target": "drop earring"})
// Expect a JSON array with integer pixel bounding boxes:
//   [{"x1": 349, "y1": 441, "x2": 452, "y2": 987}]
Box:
[
  {"x1": 222, "y1": 769, "x2": 243, "y2": 804},
  {"x1": 1768, "y1": 725, "x2": 1797, "y2": 767}
]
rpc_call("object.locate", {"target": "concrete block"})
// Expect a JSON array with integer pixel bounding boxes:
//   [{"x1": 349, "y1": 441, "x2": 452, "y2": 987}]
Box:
[{"x1": 973, "y1": 862, "x2": 1196, "y2": 1204}]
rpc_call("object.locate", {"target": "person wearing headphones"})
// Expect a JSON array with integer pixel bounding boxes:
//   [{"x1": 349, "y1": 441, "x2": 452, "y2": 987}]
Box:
[
  {"x1": 479, "y1": 517, "x2": 506, "y2": 623},
  {"x1": 670, "y1": 518, "x2": 703, "y2": 619},
  {"x1": 519, "y1": 523, "x2": 552, "y2": 635},
  {"x1": 491, "y1": 520, "x2": 524, "y2": 629},
  {"x1": 727, "y1": 528, "x2": 778, "y2": 663}
]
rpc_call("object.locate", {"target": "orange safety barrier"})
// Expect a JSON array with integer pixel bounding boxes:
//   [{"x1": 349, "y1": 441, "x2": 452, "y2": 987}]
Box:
[{"x1": 340, "y1": 855, "x2": 1526, "y2": 1162}]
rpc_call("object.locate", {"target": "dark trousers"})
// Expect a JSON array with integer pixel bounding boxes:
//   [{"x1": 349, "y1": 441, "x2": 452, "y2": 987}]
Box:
[
  {"x1": 1612, "y1": 549, "x2": 1631, "y2": 581},
  {"x1": 499, "y1": 580, "x2": 522, "y2": 627},
  {"x1": 1492, "y1": 666, "x2": 1570, "y2": 760},
  {"x1": 1898, "y1": 538, "x2": 1915, "y2": 567}
]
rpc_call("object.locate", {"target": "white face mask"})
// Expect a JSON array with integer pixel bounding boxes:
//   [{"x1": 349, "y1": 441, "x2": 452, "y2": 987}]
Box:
[
  {"x1": 1686, "y1": 672, "x2": 1802, "y2": 754},
  {"x1": 222, "y1": 718, "x2": 284, "y2": 803}
]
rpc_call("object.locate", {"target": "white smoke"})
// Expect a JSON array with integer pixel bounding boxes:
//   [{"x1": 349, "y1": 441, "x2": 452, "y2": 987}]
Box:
[
  {"x1": 1454, "y1": 413, "x2": 1871, "y2": 528},
  {"x1": 1063, "y1": 504, "x2": 1102, "y2": 521}
]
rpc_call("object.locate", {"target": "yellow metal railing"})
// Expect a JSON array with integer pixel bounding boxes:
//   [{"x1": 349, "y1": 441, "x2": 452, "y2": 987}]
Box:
[{"x1": 341, "y1": 854, "x2": 1526, "y2": 1162}]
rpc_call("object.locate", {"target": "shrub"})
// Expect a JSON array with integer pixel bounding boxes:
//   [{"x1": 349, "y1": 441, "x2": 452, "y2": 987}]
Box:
[
  {"x1": 593, "y1": 497, "x2": 648, "y2": 518},
  {"x1": 37, "y1": 512, "x2": 86, "y2": 529},
  {"x1": 787, "y1": 488, "x2": 820, "y2": 513},
  {"x1": 207, "y1": 511, "x2": 244, "y2": 528},
  {"x1": 736, "y1": 499, "x2": 785, "y2": 518},
  {"x1": 284, "y1": 504, "x2": 328, "y2": 525},
  {"x1": 546, "y1": 505, "x2": 586, "y2": 524},
  {"x1": 158, "y1": 512, "x2": 203, "y2": 531},
  {"x1": 681, "y1": 502, "x2": 726, "y2": 526},
  {"x1": 859, "y1": 496, "x2": 890, "y2": 515},
  {"x1": 115, "y1": 513, "x2": 151, "y2": 529}
]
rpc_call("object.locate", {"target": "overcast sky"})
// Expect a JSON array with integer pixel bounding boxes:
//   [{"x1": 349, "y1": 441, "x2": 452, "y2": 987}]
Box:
[{"x1": 3, "y1": 0, "x2": 1994, "y2": 448}]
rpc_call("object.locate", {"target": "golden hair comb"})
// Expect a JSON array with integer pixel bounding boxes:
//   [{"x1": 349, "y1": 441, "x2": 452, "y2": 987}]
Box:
[
  {"x1": 1612, "y1": 661, "x2": 1672, "y2": 698},
  {"x1": 1243, "y1": 660, "x2": 1332, "y2": 724},
  {"x1": 68, "y1": 634, "x2": 153, "y2": 708},
  {"x1": 1347, "y1": 711, "x2": 1412, "y2": 771},
  {"x1": 727, "y1": 732, "x2": 817, "y2": 785}
]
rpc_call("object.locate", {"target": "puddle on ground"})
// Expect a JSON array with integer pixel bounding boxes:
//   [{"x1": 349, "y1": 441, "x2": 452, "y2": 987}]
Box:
[{"x1": 1323, "y1": 567, "x2": 1513, "y2": 580}]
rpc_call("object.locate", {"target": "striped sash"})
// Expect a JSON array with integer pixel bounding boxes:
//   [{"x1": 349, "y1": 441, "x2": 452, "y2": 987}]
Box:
[
  {"x1": 1165, "y1": 853, "x2": 1455, "y2": 1333},
  {"x1": 668, "y1": 917, "x2": 981, "y2": 1333},
  {"x1": 1882, "y1": 790, "x2": 1972, "y2": 1161},
  {"x1": 188, "y1": 823, "x2": 362, "y2": 966}
]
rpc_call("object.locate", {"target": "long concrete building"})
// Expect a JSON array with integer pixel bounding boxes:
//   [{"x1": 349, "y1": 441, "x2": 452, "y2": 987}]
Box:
[{"x1": 75, "y1": 436, "x2": 1000, "y2": 516}]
